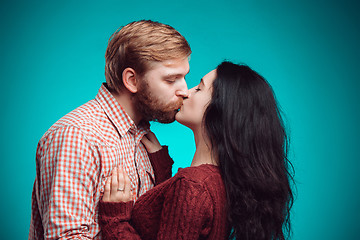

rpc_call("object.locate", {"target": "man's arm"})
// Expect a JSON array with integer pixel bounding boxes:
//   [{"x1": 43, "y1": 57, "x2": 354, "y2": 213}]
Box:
[{"x1": 35, "y1": 126, "x2": 100, "y2": 239}]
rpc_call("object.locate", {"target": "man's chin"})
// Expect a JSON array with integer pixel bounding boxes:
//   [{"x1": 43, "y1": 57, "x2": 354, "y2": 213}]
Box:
[
  {"x1": 154, "y1": 115, "x2": 176, "y2": 124},
  {"x1": 152, "y1": 111, "x2": 177, "y2": 124},
  {"x1": 156, "y1": 119, "x2": 175, "y2": 124}
]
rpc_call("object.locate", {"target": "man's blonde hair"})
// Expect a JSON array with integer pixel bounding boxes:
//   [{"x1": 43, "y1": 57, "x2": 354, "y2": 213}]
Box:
[{"x1": 105, "y1": 20, "x2": 191, "y2": 93}]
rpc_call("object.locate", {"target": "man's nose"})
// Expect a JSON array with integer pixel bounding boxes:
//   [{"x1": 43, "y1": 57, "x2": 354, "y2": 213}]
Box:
[
  {"x1": 175, "y1": 79, "x2": 189, "y2": 98},
  {"x1": 175, "y1": 89, "x2": 189, "y2": 98}
]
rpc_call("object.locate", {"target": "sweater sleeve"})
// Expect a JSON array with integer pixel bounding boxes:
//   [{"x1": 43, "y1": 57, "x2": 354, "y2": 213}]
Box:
[
  {"x1": 98, "y1": 175, "x2": 214, "y2": 240},
  {"x1": 98, "y1": 201, "x2": 141, "y2": 240},
  {"x1": 156, "y1": 177, "x2": 214, "y2": 239},
  {"x1": 148, "y1": 146, "x2": 174, "y2": 185}
]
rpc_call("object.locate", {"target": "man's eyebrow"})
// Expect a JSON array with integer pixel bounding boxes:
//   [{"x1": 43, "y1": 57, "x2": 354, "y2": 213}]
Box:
[
  {"x1": 165, "y1": 73, "x2": 183, "y2": 78},
  {"x1": 165, "y1": 69, "x2": 190, "y2": 78},
  {"x1": 199, "y1": 78, "x2": 205, "y2": 86}
]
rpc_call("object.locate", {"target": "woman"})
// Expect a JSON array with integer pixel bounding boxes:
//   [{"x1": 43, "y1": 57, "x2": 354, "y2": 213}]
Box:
[{"x1": 99, "y1": 61, "x2": 294, "y2": 239}]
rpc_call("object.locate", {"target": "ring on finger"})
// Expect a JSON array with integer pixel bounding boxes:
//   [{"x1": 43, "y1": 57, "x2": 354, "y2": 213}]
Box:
[{"x1": 117, "y1": 187, "x2": 124, "y2": 191}]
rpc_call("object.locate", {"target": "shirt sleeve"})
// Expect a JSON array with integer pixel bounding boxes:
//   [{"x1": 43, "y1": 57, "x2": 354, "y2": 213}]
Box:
[
  {"x1": 156, "y1": 177, "x2": 214, "y2": 239},
  {"x1": 36, "y1": 126, "x2": 99, "y2": 239}
]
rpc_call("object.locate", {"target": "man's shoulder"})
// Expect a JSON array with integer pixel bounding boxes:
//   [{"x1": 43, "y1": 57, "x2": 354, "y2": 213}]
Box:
[
  {"x1": 49, "y1": 99, "x2": 100, "y2": 128},
  {"x1": 61, "y1": 99, "x2": 102, "y2": 122},
  {"x1": 40, "y1": 99, "x2": 116, "y2": 146}
]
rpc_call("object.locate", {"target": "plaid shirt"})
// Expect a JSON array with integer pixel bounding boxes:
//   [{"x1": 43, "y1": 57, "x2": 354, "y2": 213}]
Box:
[{"x1": 29, "y1": 84, "x2": 155, "y2": 239}]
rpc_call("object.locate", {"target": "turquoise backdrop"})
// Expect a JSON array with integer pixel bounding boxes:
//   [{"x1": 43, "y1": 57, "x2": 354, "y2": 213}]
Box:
[{"x1": 1, "y1": 0, "x2": 359, "y2": 239}]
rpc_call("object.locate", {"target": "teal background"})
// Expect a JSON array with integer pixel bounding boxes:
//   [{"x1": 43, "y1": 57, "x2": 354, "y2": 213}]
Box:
[{"x1": 1, "y1": 0, "x2": 359, "y2": 239}]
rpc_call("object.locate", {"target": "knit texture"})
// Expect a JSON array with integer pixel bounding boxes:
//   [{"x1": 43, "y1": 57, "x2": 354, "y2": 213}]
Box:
[
  {"x1": 147, "y1": 146, "x2": 173, "y2": 185},
  {"x1": 99, "y1": 150, "x2": 228, "y2": 239}
]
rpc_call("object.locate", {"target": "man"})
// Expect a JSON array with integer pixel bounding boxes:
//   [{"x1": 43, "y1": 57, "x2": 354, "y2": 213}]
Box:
[{"x1": 29, "y1": 20, "x2": 191, "y2": 239}]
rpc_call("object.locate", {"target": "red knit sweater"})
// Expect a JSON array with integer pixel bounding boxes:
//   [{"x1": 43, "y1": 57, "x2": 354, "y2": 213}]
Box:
[{"x1": 98, "y1": 147, "x2": 229, "y2": 239}]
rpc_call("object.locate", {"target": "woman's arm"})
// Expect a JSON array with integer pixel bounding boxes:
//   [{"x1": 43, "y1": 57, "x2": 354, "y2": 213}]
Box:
[
  {"x1": 147, "y1": 146, "x2": 173, "y2": 184},
  {"x1": 98, "y1": 201, "x2": 140, "y2": 240},
  {"x1": 99, "y1": 168, "x2": 141, "y2": 239},
  {"x1": 141, "y1": 132, "x2": 174, "y2": 184},
  {"x1": 99, "y1": 168, "x2": 214, "y2": 239}
]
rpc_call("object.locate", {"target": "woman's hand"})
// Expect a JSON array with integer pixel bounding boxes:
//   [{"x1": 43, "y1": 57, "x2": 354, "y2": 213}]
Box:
[
  {"x1": 102, "y1": 167, "x2": 133, "y2": 202},
  {"x1": 141, "y1": 131, "x2": 162, "y2": 153}
]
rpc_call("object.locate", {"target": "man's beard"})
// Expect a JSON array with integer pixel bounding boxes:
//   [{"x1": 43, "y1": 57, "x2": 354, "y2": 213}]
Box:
[{"x1": 134, "y1": 81, "x2": 183, "y2": 123}]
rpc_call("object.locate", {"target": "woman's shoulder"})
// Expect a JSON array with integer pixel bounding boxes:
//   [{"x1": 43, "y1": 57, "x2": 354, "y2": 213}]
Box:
[
  {"x1": 175, "y1": 164, "x2": 222, "y2": 185},
  {"x1": 170, "y1": 164, "x2": 226, "y2": 205}
]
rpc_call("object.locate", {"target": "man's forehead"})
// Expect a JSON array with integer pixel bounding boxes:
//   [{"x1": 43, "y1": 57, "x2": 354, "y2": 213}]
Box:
[
  {"x1": 148, "y1": 58, "x2": 190, "y2": 75},
  {"x1": 161, "y1": 58, "x2": 188, "y2": 66}
]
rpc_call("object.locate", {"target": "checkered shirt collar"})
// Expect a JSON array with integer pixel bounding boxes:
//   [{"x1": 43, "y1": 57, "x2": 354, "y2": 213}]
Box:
[{"x1": 95, "y1": 83, "x2": 149, "y2": 137}]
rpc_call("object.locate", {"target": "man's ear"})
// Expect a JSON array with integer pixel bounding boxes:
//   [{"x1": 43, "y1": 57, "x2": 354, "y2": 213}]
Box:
[{"x1": 122, "y1": 67, "x2": 138, "y2": 93}]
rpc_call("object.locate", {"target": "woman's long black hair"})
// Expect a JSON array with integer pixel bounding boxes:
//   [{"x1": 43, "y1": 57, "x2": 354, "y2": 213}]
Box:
[{"x1": 204, "y1": 61, "x2": 294, "y2": 239}]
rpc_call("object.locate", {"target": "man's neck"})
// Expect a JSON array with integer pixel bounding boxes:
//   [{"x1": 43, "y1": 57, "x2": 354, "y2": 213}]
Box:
[{"x1": 111, "y1": 90, "x2": 142, "y2": 126}]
